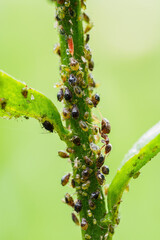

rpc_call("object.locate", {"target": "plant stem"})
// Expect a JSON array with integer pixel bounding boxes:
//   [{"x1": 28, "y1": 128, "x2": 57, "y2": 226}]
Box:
[{"x1": 54, "y1": 0, "x2": 109, "y2": 239}]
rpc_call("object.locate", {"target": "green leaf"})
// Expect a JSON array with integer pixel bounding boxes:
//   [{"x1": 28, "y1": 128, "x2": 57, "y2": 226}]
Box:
[
  {"x1": 107, "y1": 122, "x2": 160, "y2": 223},
  {"x1": 0, "y1": 70, "x2": 69, "y2": 141}
]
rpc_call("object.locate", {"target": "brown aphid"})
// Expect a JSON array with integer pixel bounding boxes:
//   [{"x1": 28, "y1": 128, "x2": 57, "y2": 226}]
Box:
[
  {"x1": 53, "y1": 43, "x2": 61, "y2": 56},
  {"x1": 71, "y1": 178, "x2": 76, "y2": 188},
  {"x1": 61, "y1": 173, "x2": 71, "y2": 186},
  {"x1": 0, "y1": 98, "x2": 7, "y2": 109},
  {"x1": 81, "y1": 218, "x2": 88, "y2": 231},
  {"x1": 81, "y1": 0, "x2": 86, "y2": 10},
  {"x1": 102, "y1": 165, "x2": 109, "y2": 175},
  {"x1": 88, "y1": 73, "x2": 96, "y2": 88},
  {"x1": 21, "y1": 87, "x2": 28, "y2": 98},
  {"x1": 84, "y1": 44, "x2": 92, "y2": 61},
  {"x1": 70, "y1": 57, "x2": 79, "y2": 71},
  {"x1": 84, "y1": 156, "x2": 93, "y2": 166},
  {"x1": 81, "y1": 167, "x2": 90, "y2": 181},
  {"x1": 79, "y1": 120, "x2": 88, "y2": 132},
  {"x1": 92, "y1": 93, "x2": 100, "y2": 107},
  {"x1": 105, "y1": 144, "x2": 112, "y2": 154},
  {"x1": 62, "y1": 108, "x2": 71, "y2": 119},
  {"x1": 84, "y1": 22, "x2": 93, "y2": 34},
  {"x1": 88, "y1": 199, "x2": 96, "y2": 210},
  {"x1": 57, "y1": 88, "x2": 63, "y2": 102},
  {"x1": 73, "y1": 86, "x2": 82, "y2": 98},
  {"x1": 72, "y1": 213, "x2": 80, "y2": 226},
  {"x1": 72, "y1": 136, "x2": 81, "y2": 146},
  {"x1": 85, "y1": 34, "x2": 90, "y2": 44},
  {"x1": 86, "y1": 97, "x2": 94, "y2": 108},
  {"x1": 66, "y1": 147, "x2": 74, "y2": 154},
  {"x1": 84, "y1": 111, "x2": 89, "y2": 120},
  {"x1": 72, "y1": 105, "x2": 80, "y2": 119},
  {"x1": 82, "y1": 180, "x2": 90, "y2": 190},
  {"x1": 65, "y1": 193, "x2": 74, "y2": 207},
  {"x1": 58, "y1": 150, "x2": 69, "y2": 158},
  {"x1": 101, "y1": 118, "x2": 111, "y2": 134},
  {"x1": 104, "y1": 185, "x2": 109, "y2": 195},
  {"x1": 88, "y1": 59, "x2": 94, "y2": 71},
  {"x1": 74, "y1": 199, "x2": 82, "y2": 213},
  {"x1": 83, "y1": 12, "x2": 90, "y2": 23},
  {"x1": 96, "y1": 171, "x2": 105, "y2": 185},
  {"x1": 91, "y1": 191, "x2": 100, "y2": 200}
]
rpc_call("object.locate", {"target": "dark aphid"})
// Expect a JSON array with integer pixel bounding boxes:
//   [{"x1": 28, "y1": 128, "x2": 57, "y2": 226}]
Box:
[
  {"x1": 102, "y1": 165, "x2": 109, "y2": 175},
  {"x1": 68, "y1": 7, "x2": 76, "y2": 18},
  {"x1": 53, "y1": 43, "x2": 61, "y2": 56},
  {"x1": 58, "y1": 150, "x2": 69, "y2": 158},
  {"x1": 81, "y1": 168, "x2": 90, "y2": 181},
  {"x1": 71, "y1": 105, "x2": 79, "y2": 119},
  {"x1": 101, "y1": 118, "x2": 111, "y2": 134},
  {"x1": 66, "y1": 147, "x2": 74, "y2": 154},
  {"x1": 55, "y1": 14, "x2": 61, "y2": 21},
  {"x1": 88, "y1": 59, "x2": 94, "y2": 71},
  {"x1": 61, "y1": 173, "x2": 71, "y2": 186},
  {"x1": 105, "y1": 143, "x2": 112, "y2": 154},
  {"x1": 74, "y1": 199, "x2": 82, "y2": 213},
  {"x1": 59, "y1": 25, "x2": 66, "y2": 35},
  {"x1": 88, "y1": 73, "x2": 96, "y2": 88},
  {"x1": 0, "y1": 98, "x2": 7, "y2": 109},
  {"x1": 68, "y1": 74, "x2": 77, "y2": 86},
  {"x1": 71, "y1": 178, "x2": 76, "y2": 188},
  {"x1": 92, "y1": 93, "x2": 100, "y2": 107},
  {"x1": 72, "y1": 136, "x2": 81, "y2": 146},
  {"x1": 84, "y1": 156, "x2": 93, "y2": 166},
  {"x1": 84, "y1": 22, "x2": 93, "y2": 34},
  {"x1": 84, "y1": 112, "x2": 89, "y2": 120},
  {"x1": 83, "y1": 12, "x2": 90, "y2": 23},
  {"x1": 65, "y1": 193, "x2": 74, "y2": 207},
  {"x1": 73, "y1": 86, "x2": 82, "y2": 98},
  {"x1": 82, "y1": 180, "x2": 90, "y2": 190},
  {"x1": 85, "y1": 34, "x2": 90, "y2": 44},
  {"x1": 62, "y1": 108, "x2": 71, "y2": 119},
  {"x1": 108, "y1": 224, "x2": 114, "y2": 234},
  {"x1": 96, "y1": 154, "x2": 105, "y2": 169},
  {"x1": 81, "y1": 218, "x2": 88, "y2": 231},
  {"x1": 91, "y1": 191, "x2": 100, "y2": 200},
  {"x1": 42, "y1": 121, "x2": 54, "y2": 133},
  {"x1": 64, "y1": 87, "x2": 72, "y2": 101},
  {"x1": 64, "y1": 0, "x2": 70, "y2": 7},
  {"x1": 57, "y1": 88, "x2": 63, "y2": 102},
  {"x1": 70, "y1": 57, "x2": 79, "y2": 71},
  {"x1": 72, "y1": 213, "x2": 80, "y2": 226},
  {"x1": 21, "y1": 87, "x2": 28, "y2": 98},
  {"x1": 88, "y1": 199, "x2": 96, "y2": 210},
  {"x1": 96, "y1": 171, "x2": 105, "y2": 185},
  {"x1": 79, "y1": 120, "x2": 88, "y2": 132},
  {"x1": 101, "y1": 133, "x2": 109, "y2": 144},
  {"x1": 86, "y1": 97, "x2": 94, "y2": 108}
]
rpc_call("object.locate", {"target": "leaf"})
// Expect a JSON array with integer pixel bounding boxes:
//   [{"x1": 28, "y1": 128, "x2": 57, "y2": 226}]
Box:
[
  {"x1": 107, "y1": 122, "x2": 160, "y2": 224},
  {"x1": 0, "y1": 70, "x2": 69, "y2": 141}
]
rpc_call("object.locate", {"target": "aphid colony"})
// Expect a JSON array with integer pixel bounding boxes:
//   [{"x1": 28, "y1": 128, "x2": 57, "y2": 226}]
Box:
[{"x1": 54, "y1": 1, "x2": 112, "y2": 237}]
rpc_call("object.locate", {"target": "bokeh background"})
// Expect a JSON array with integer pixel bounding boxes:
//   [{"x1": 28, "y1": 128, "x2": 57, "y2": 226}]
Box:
[{"x1": 0, "y1": 0, "x2": 160, "y2": 239}]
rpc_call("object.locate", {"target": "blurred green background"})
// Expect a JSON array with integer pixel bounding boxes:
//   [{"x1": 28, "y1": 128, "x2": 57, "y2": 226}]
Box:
[{"x1": 0, "y1": 0, "x2": 160, "y2": 239}]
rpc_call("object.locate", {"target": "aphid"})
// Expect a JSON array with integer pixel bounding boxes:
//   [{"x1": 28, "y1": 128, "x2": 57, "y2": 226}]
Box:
[
  {"x1": 86, "y1": 97, "x2": 94, "y2": 108},
  {"x1": 72, "y1": 105, "x2": 80, "y2": 119},
  {"x1": 85, "y1": 34, "x2": 90, "y2": 44},
  {"x1": 87, "y1": 210, "x2": 92, "y2": 217},
  {"x1": 84, "y1": 44, "x2": 92, "y2": 61},
  {"x1": 68, "y1": 8, "x2": 76, "y2": 18},
  {"x1": 108, "y1": 225, "x2": 114, "y2": 234},
  {"x1": 96, "y1": 171, "x2": 105, "y2": 185},
  {"x1": 104, "y1": 185, "x2": 109, "y2": 195},
  {"x1": 81, "y1": 218, "x2": 88, "y2": 231},
  {"x1": 53, "y1": 43, "x2": 61, "y2": 56},
  {"x1": 64, "y1": 87, "x2": 72, "y2": 101},
  {"x1": 88, "y1": 73, "x2": 96, "y2": 88},
  {"x1": 72, "y1": 135, "x2": 81, "y2": 146},
  {"x1": 62, "y1": 108, "x2": 71, "y2": 119},
  {"x1": 59, "y1": 25, "x2": 66, "y2": 35},
  {"x1": 21, "y1": 87, "x2": 28, "y2": 98},
  {"x1": 66, "y1": 147, "x2": 74, "y2": 153},
  {"x1": 64, "y1": 0, "x2": 70, "y2": 7},
  {"x1": 133, "y1": 171, "x2": 140, "y2": 179},
  {"x1": 56, "y1": 6, "x2": 65, "y2": 20},
  {"x1": 88, "y1": 59, "x2": 94, "y2": 71},
  {"x1": 116, "y1": 217, "x2": 120, "y2": 225},
  {"x1": 57, "y1": 88, "x2": 63, "y2": 102},
  {"x1": 58, "y1": 150, "x2": 69, "y2": 158},
  {"x1": 74, "y1": 199, "x2": 82, "y2": 213},
  {"x1": 85, "y1": 234, "x2": 91, "y2": 239},
  {"x1": 81, "y1": 0, "x2": 86, "y2": 10},
  {"x1": 88, "y1": 199, "x2": 96, "y2": 210},
  {"x1": 73, "y1": 86, "x2": 82, "y2": 97},
  {"x1": 68, "y1": 35, "x2": 74, "y2": 56},
  {"x1": 81, "y1": 168, "x2": 90, "y2": 181},
  {"x1": 93, "y1": 219, "x2": 97, "y2": 225},
  {"x1": 90, "y1": 142, "x2": 100, "y2": 154},
  {"x1": 0, "y1": 98, "x2": 7, "y2": 109},
  {"x1": 84, "y1": 111, "x2": 89, "y2": 120},
  {"x1": 105, "y1": 144, "x2": 112, "y2": 154},
  {"x1": 83, "y1": 12, "x2": 90, "y2": 23},
  {"x1": 42, "y1": 121, "x2": 54, "y2": 133},
  {"x1": 101, "y1": 118, "x2": 111, "y2": 134},
  {"x1": 91, "y1": 191, "x2": 100, "y2": 200},
  {"x1": 70, "y1": 57, "x2": 79, "y2": 71},
  {"x1": 92, "y1": 93, "x2": 100, "y2": 107},
  {"x1": 76, "y1": 70, "x2": 84, "y2": 82},
  {"x1": 96, "y1": 154, "x2": 105, "y2": 169},
  {"x1": 75, "y1": 174, "x2": 81, "y2": 184},
  {"x1": 71, "y1": 178, "x2": 76, "y2": 188},
  {"x1": 61, "y1": 173, "x2": 71, "y2": 186},
  {"x1": 68, "y1": 74, "x2": 77, "y2": 86},
  {"x1": 72, "y1": 213, "x2": 80, "y2": 226},
  {"x1": 84, "y1": 22, "x2": 94, "y2": 34},
  {"x1": 82, "y1": 180, "x2": 90, "y2": 190},
  {"x1": 79, "y1": 120, "x2": 88, "y2": 132},
  {"x1": 65, "y1": 193, "x2": 74, "y2": 207},
  {"x1": 84, "y1": 156, "x2": 93, "y2": 166},
  {"x1": 102, "y1": 165, "x2": 109, "y2": 175}
]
